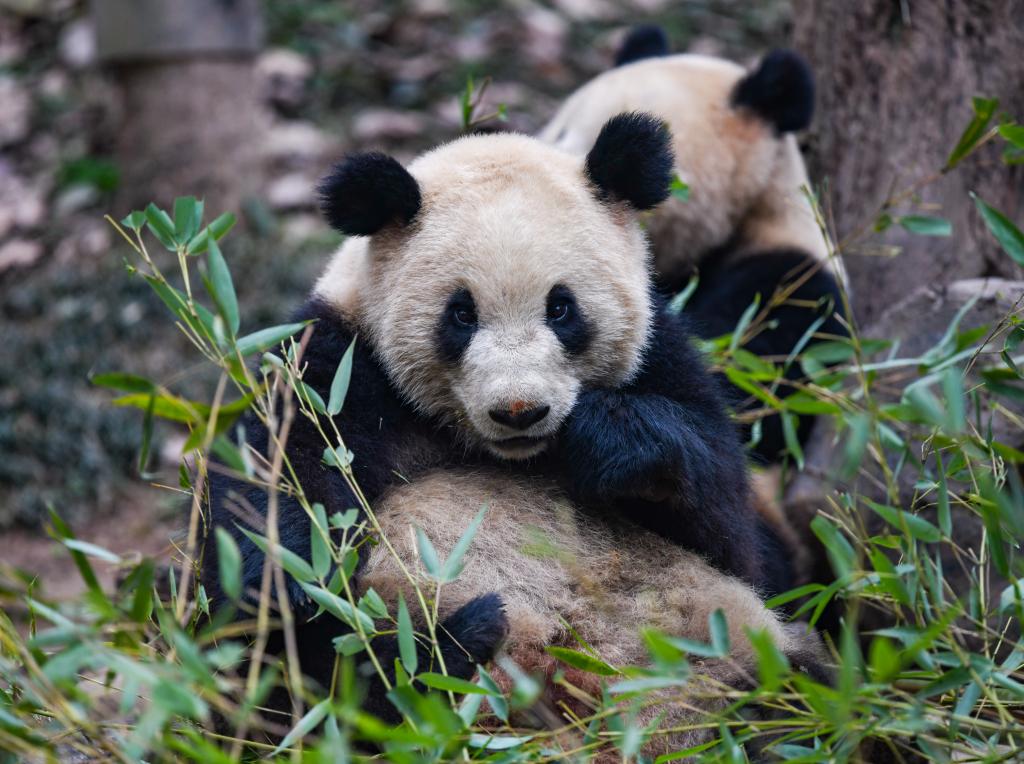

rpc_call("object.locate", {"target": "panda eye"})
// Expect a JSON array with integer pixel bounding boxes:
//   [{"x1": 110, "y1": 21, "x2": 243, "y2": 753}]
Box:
[
  {"x1": 547, "y1": 300, "x2": 571, "y2": 323},
  {"x1": 452, "y1": 305, "x2": 477, "y2": 328}
]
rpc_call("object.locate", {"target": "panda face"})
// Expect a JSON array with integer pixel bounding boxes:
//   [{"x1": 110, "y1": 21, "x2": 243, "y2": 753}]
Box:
[
  {"x1": 434, "y1": 278, "x2": 588, "y2": 459},
  {"x1": 315, "y1": 133, "x2": 660, "y2": 459}
]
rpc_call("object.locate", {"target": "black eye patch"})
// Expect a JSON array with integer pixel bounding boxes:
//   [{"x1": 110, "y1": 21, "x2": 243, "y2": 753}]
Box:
[
  {"x1": 436, "y1": 288, "x2": 478, "y2": 364},
  {"x1": 546, "y1": 284, "x2": 591, "y2": 355}
]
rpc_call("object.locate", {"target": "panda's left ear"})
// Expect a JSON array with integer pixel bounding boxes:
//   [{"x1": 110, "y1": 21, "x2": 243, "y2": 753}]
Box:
[
  {"x1": 585, "y1": 112, "x2": 674, "y2": 211},
  {"x1": 318, "y1": 152, "x2": 422, "y2": 236}
]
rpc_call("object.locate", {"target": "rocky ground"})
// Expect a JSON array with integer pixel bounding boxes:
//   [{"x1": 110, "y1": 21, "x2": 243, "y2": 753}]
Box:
[{"x1": 0, "y1": 0, "x2": 790, "y2": 586}]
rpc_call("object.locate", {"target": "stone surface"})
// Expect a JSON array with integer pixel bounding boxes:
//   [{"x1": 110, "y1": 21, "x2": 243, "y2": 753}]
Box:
[
  {"x1": 266, "y1": 171, "x2": 316, "y2": 211},
  {"x1": 0, "y1": 75, "x2": 31, "y2": 147},
  {"x1": 0, "y1": 238, "x2": 43, "y2": 271},
  {"x1": 263, "y1": 120, "x2": 333, "y2": 164},
  {"x1": 351, "y1": 108, "x2": 428, "y2": 143},
  {"x1": 58, "y1": 16, "x2": 96, "y2": 69}
]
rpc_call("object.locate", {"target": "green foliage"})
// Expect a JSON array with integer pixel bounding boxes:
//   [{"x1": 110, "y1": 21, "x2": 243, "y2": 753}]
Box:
[
  {"x1": 459, "y1": 75, "x2": 509, "y2": 132},
  {"x1": 3, "y1": 94, "x2": 1024, "y2": 761},
  {"x1": 58, "y1": 156, "x2": 120, "y2": 193}
]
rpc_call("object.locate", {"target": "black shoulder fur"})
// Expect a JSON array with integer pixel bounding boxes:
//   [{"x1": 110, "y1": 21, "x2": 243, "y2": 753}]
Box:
[
  {"x1": 685, "y1": 248, "x2": 849, "y2": 464},
  {"x1": 554, "y1": 293, "x2": 765, "y2": 585}
]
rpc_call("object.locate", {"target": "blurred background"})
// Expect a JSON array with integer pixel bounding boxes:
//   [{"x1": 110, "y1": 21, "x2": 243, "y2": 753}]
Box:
[{"x1": 0, "y1": 0, "x2": 1021, "y2": 588}]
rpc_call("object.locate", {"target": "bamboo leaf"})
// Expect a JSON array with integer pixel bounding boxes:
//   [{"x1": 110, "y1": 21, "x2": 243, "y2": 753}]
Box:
[
  {"x1": 186, "y1": 212, "x2": 237, "y2": 255},
  {"x1": 418, "y1": 672, "x2": 494, "y2": 694},
  {"x1": 206, "y1": 238, "x2": 239, "y2": 336},
  {"x1": 866, "y1": 500, "x2": 942, "y2": 543},
  {"x1": 898, "y1": 215, "x2": 952, "y2": 237},
  {"x1": 415, "y1": 527, "x2": 442, "y2": 578},
  {"x1": 709, "y1": 608, "x2": 730, "y2": 657},
  {"x1": 238, "y1": 527, "x2": 317, "y2": 584},
  {"x1": 310, "y1": 503, "x2": 331, "y2": 581},
  {"x1": 946, "y1": 97, "x2": 998, "y2": 169},
  {"x1": 91, "y1": 371, "x2": 155, "y2": 394},
  {"x1": 297, "y1": 582, "x2": 375, "y2": 632},
  {"x1": 236, "y1": 322, "x2": 309, "y2": 356},
  {"x1": 215, "y1": 528, "x2": 242, "y2": 602},
  {"x1": 545, "y1": 646, "x2": 617, "y2": 676},
  {"x1": 173, "y1": 196, "x2": 202, "y2": 243},
  {"x1": 397, "y1": 594, "x2": 418, "y2": 676},
  {"x1": 440, "y1": 505, "x2": 486, "y2": 582},
  {"x1": 145, "y1": 203, "x2": 177, "y2": 249},
  {"x1": 327, "y1": 337, "x2": 357, "y2": 416},
  {"x1": 972, "y1": 192, "x2": 1024, "y2": 266},
  {"x1": 272, "y1": 699, "x2": 330, "y2": 755},
  {"x1": 63, "y1": 539, "x2": 121, "y2": 564}
]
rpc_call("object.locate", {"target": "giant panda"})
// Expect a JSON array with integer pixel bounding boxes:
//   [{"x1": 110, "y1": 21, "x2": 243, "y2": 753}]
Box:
[
  {"x1": 204, "y1": 116, "x2": 827, "y2": 738},
  {"x1": 540, "y1": 28, "x2": 850, "y2": 464}
]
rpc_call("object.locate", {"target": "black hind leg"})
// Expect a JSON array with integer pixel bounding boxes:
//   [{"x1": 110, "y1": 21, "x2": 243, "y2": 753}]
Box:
[
  {"x1": 254, "y1": 592, "x2": 508, "y2": 728},
  {"x1": 684, "y1": 249, "x2": 849, "y2": 464}
]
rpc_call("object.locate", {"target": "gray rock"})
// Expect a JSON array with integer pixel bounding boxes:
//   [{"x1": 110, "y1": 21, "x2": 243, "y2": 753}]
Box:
[
  {"x1": 351, "y1": 108, "x2": 427, "y2": 143},
  {"x1": 59, "y1": 17, "x2": 97, "y2": 69},
  {"x1": 263, "y1": 120, "x2": 333, "y2": 165},
  {"x1": 265, "y1": 171, "x2": 316, "y2": 211},
  {"x1": 0, "y1": 238, "x2": 43, "y2": 271},
  {"x1": 0, "y1": 75, "x2": 31, "y2": 147}
]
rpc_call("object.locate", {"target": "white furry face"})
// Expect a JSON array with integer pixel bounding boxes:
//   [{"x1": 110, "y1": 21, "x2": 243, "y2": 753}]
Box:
[{"x1": 315, "y1": 134, "x2": 653, "y2": 459}]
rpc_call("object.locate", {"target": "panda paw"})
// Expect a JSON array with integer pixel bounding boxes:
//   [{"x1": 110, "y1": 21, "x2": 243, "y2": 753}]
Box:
[
  {"x1": 286, "y1": 576, "x2": 318, "y2": 621},
  {"x1": 441, "y1": 592, "x2": 510, "y2": 665},
  {"x1": 560, "y1": 389, "x2": 686, "y2": 502}
]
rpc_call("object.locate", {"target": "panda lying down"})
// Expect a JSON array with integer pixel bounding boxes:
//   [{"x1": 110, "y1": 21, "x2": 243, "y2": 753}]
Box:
[{"x1": 204, "y1": 109, "x2": 828, "y2": 736}]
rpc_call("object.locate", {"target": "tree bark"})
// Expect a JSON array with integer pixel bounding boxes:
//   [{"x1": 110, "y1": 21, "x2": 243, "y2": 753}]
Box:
[{"x1": 792, "y1": 0, "x2": 1024, "y2": 326}]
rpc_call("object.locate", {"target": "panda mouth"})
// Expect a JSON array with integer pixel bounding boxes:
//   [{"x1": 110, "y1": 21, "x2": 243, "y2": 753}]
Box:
[
  {"x1": 487, "y1": 435, "x2": 550, "y2": 458},
  {"x1": 495, "y1": 436, "x2": 545, "y2": 448}
]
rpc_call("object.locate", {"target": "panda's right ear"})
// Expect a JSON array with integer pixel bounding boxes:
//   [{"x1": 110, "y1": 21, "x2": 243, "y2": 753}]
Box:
[
  {"x1": 318, "y1": 152, "x2": 422, "y2": 236},
  {"x1": 585, "y1": 112, "x2": 674, "y2": 211}
]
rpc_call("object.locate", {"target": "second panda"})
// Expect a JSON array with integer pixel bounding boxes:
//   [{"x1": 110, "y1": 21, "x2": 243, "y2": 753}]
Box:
[{"x1": 541, "y1": 29, "x2": 851, "y2": 464}]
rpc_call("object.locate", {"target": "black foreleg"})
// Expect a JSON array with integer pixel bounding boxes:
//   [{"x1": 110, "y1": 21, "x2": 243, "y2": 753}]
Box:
[{"x1": 559, "y1": 389, "x2": 758, "y2": 582}]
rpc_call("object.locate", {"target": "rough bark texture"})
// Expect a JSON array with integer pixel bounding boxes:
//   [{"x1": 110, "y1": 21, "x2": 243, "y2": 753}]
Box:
[
  {"x1": 112, "y1": 59, "x2": 265, "y2": 213},
  {"x1": 792, "y1": 0, "x2": 1024, "y2": 326}
]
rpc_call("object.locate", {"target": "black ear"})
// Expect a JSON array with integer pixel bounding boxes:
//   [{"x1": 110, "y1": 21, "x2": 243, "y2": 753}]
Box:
[
  {"x1": 614, "y1": 24, "x2": 670, "y2": 67},
  {"x1": 585, "y1": 112, "x2": 674, "y2": 211},
  {"x1": 318, "y1": 152, "x2": 421, "y2": 236},
  {"x1": 731, "y1": 49, "x2": 814, "y2": 133}
]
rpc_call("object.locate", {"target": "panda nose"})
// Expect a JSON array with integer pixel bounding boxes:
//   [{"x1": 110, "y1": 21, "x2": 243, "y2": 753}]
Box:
[{"x1": 489, "y1": 404, "x2": 550, "y2": 430}]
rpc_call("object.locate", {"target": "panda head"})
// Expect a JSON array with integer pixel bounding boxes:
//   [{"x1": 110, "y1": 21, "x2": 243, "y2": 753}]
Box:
[
  {"x1": 315, "y1": 114, "x2": 673, "y2": 459},
  {"x1": 541, "y1": 47, "x2": 829, "y2": 280}
]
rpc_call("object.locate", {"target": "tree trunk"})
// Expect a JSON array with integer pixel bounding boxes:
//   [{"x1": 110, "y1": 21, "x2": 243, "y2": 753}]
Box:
[
  {"x1": 94, "y1": 0, "x2": 265, "y2": 213},
  {"x1": 792, "y1": 0, "x2": 1024, "y2": 326}
]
